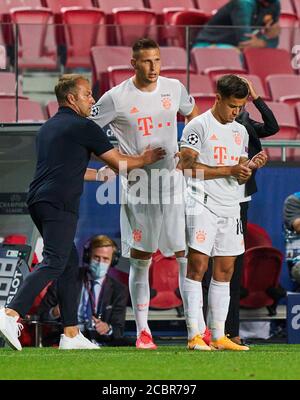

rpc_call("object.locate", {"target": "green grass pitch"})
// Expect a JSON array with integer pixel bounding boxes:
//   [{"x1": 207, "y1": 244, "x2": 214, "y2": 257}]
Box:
[{"x1": 1, "y1": 345, "x2": 300, "y2": 380}]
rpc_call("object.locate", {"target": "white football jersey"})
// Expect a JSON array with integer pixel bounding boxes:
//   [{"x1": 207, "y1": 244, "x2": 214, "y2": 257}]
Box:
[
  {"x1": 90, "y1": 76, "x2": 195, "y2": 201},
  {"x1": 181, "y1": 109, "x2": 249, "y2": 217}
]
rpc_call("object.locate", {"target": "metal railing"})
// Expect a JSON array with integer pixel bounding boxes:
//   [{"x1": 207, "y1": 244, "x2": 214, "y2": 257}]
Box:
[{"x1": 261, "y1": 140, "x2": 300, "y2": 162}]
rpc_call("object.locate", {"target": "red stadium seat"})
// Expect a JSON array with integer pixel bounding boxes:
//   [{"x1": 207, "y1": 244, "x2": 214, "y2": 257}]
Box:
[
  {"x1": 0, "y1": 72, "x2": 24, "y2": 97},
  {"x1": 112, "y1": 8, "x2": 157, "y2": 46},
  {"x1": 278, "y1": 15, "x2": 298, "y2": 53},
  {"x1": 293, "y1": 0, "x2": 300, "y2": 19},
  {"x1": 43, "y1": 1, "x2": 94, "y2": 49},
  {"x1": 169, "y1": 10, "x2": 210, "y2": 47},
  {"x1": 160, "y1": 7, "x2": 194, "y2": 45},
  {"x1": 253, "y1": 102, "x2": 298, "y2": 161},
  {"x1": 159, "y1": 66, "x2": 189, "y2": 82},
  {"x1": 46, "y1": 100, "x2": 58, "y2": 118},
  {"x1": 160, "y1": 68, "x2": 214, "y2": 94},
  {"x1": 162, "y1": 6, "x2": 190, "y2": 25},
  {"x1": 98, "y1": 0, "x2": 144, "y2": 15},
  {"x1": 98, "y1": 0, "x2": 145, "y2": 44},
  {"x1": 107, "y1": 66, "x2": 135, "y2": 88},
  {"x1": 148, "y1": 0, "x2": 196, "y2": 45},
  {"x1": 193, "y1": 94, "x2": 215, "y2": 113},
  {"x1": 44, "y1": 0, "x2": 94, "y2": 14},
  {"x1": 0, "y1": 0, "x2": 42, "y2": 17},
  {"x1": 61, "y1": 7, "x2": 106, "y2": 68},
  {"x1": 246, "y1": 101, "x2": 298, "y2": 161},
  {"x1": 279, "y1": 8, "x2": 298, "y2": 54},
  {"x1": 245, "y1": 223, "x2": 273, "y2": 250},
  {"x1": 191, "y1": 47, "x2": 246, "y2": 78},
  {"x1": 149, "y1": 250, "x2": 182, "y2": 310},
  {"x1": 91, "y1": 46, "x2": 132, "y2": 95},
  {"x1": 240, "y1": 246, "x2": 283, "y2": 310},
  {"x1": 0, "y1": 1, "x2": 43, "y2": 54},
  {"x1": 246, "y1": 101, "x2": 297, "y2": 129},
  {"x1": 281, "y1": 0, "x2": 296, "y2": 14},
  {"x1": 160, "y1": 46, "x2": 191, "y2": 69},
  {"x1": 194, "y1": 0, "x2": 229, "y2": 15},
  {"x1": 9, "y1": 7, "x2": 57, "y2": 70},
  {"x1": 148, "y1": 0, "x2": 195, "y2": 15},
  {"x1": 267, "y1": 74, "x2": 300, "y2": 105},
  {"x1": 244, "y1": 48, "x2": 295, "y2": 95},
  {"x1": 0, "y1": 98, "x2": 45, "y2": 122}
]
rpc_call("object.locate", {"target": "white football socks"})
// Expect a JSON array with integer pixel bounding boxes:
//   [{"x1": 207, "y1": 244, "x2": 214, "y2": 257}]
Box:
[
  {"x1": 129, "y1": 258, "x2": 152, "y2": 337},
  {"x1": 183, "y1": 277, "x2": 202, "y2": 340},
  {"x1": 208, "y1": 278, "x2": 230, "y2": 341}
]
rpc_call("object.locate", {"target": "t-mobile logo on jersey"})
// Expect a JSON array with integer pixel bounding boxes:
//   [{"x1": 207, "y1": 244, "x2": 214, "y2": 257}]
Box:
[
  {"x1": 137, "y1": 117, "x2": 171, "y2": 136},
  {"x1": 213, "y1": 146, "x2": 227, "y2": 165},
  {"x1": 138, "y1": 116, "x2": 153, "y2": 136}
]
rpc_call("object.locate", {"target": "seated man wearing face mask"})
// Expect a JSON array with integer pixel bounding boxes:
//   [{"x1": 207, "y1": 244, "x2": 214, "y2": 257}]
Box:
[
  {"x1": 77, "y1": 235, "x2": 131, "y2": 346},
  {"x1": 37, "y1": 235, "x2": 131, "y2": 346}
]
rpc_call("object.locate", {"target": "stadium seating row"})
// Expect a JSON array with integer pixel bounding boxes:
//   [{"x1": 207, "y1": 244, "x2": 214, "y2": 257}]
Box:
[
  {"x1": 90, "y1": 46, "x2": 299, "y2": 96},
  {"x1": 2, "y1": 44, "x2": 300, "y2": 102},
  {"x1": 1, "y1": 0, "x2": 299, "y2": 20},
  {"x1": 0, "y1": 0, "x2": 300, "y2": 69},
  {"x1": 0, "y1": 7, "x2": 209, "y2": 69},
  {"x1": 0, "y1": 0, "x2": 229, "y2": 19}
]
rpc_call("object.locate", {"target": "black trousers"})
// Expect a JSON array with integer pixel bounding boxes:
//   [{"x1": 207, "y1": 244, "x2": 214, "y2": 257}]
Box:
[
  {"x1": 202, "y1": 202, "x2": 249, "y2": 337},
  {"x1": 9, "y1": 202, "x2": 80, "y2": 327}
]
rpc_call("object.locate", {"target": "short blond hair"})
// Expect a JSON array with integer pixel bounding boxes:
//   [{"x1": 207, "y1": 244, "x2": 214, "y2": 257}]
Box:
[
  {"x1": 55, "y1": 74, "x2": 89, "y2": 105},
  {"x1": 89, "y1": 235, "x2": 117, "y2": 253}
]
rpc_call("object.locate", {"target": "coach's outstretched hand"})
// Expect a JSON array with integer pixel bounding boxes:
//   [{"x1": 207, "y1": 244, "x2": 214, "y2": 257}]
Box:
[{"x1": 141, "y1": 145, "x2": 166, "y2": 165}]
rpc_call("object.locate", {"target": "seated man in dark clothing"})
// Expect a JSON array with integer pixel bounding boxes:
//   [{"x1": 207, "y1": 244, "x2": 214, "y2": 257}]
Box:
[
  {"x1": 194, "y1": 0, "x2": 280, "y2": 49},
  {"x1": 284, "y1": 193, "x2": 300, "y2": 235},
  {"x1": 38, "y1": 235, "x2": 133, "y2": 346},
  {"x1": 284, "y1": 193, "x2": 300, "y2": 290}
]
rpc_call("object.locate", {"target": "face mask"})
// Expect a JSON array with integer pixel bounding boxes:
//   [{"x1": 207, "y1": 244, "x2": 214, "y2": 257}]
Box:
[{"x1": 89, "y1": 260, "x2": 110, "y2": 279}]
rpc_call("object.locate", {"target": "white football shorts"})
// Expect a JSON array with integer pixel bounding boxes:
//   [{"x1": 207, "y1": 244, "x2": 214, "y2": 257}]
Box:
[
  {"x1": 121, "y1": 201, "x2": 186, "y2": 257},
  {"x1": 186, "y1": 198, "x2": 244, "y2": 257}
]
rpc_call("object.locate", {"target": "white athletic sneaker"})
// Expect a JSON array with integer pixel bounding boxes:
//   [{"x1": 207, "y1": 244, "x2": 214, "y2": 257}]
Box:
[
  {"x1": 59, "y1": 331, "x2": 100, "y2": 350},
  {"x1": 0, "y1": 307, "x2": 23, "y2": 351}
]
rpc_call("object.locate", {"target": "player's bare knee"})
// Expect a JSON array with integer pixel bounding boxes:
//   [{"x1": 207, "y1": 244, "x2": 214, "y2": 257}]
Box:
[
  {"x1": 187, "y1": 252, "x2": 208, "y2": 280},
  {"x1": 214, "y1": 265, "x2": 234, "y2": 282}
]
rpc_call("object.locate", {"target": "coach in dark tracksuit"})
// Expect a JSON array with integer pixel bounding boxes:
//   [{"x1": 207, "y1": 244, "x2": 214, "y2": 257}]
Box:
[
  {"x1": 202, "y1": 78, "x2": 279, "y2": 345},
  {"x1": 0, "y1": 74, "x2": 164, "y2": 351}
]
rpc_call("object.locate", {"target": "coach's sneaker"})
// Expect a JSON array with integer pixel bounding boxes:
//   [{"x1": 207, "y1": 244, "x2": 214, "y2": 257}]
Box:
[
  {"x1": 210, "y1": 335, "x2": 249, "y2": 351},
  {"x1": 202, "y1": 327, "x2": 212, "y2": 347},
  {"x1": 187, "y1": 334, "x2": 211, "y2": 351},
  {"x1": 59, "y1": 331, "x2": 100, "y2": 350},
  {"x1": 136, "y1": 330, "x2": 157, "y2": 350},
  {"x1": 0, "y1": 308, "x2": 23, "y2": 351}
]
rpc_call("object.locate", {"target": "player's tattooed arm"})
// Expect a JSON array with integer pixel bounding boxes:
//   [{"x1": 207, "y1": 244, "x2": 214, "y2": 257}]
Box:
[
  {"x1": 178, "y1": 148, "x2": 197, "y2": 170},
  {"x1": 180, "y1": 147, "x2": 244, "y2": 180}
]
